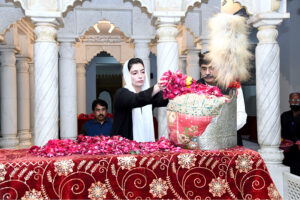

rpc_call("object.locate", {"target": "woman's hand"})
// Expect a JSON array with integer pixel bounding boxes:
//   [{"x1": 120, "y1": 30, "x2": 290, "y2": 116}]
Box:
[{"x1": 152, "y1": 76, "x2": 168, "y2": 96}]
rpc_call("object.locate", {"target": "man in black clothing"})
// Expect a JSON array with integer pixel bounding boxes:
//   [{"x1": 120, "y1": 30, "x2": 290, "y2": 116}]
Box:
[
  {"x1": 281, "y1": 92, "x2": 300, "y2": 141},
  {"x1": 281, "y1": 92, "x2": 300, "y2": 176}
]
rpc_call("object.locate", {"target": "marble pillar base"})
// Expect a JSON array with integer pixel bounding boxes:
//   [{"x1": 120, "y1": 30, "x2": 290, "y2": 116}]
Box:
[
  {"x1": 0, "y1": 136, "x2": 19, "y2": 149},
  {"x1": 18, "y1": 130, "x2": 32, "y2": 148},
  {"x1": 265, "y1": 164, "x2": 290, "y2": 197},
  {"x1": 258, "y1": 146, "x2": 287, "y2": 197}
]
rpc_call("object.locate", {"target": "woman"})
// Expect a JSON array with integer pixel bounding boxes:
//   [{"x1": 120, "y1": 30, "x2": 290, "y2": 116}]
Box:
[{"x1": 110, "y1": 58, "x2": 168, "y2": 142}]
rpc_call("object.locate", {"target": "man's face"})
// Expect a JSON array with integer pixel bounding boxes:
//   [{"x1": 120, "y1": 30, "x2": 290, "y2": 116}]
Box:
[
  {"x1": 93, "y1": 104, "x2": 107, "y2": 122},
  {"x1": 200, "y1": 63, "x2": 216, "y2": 85},
  {"x1": 289, "y1": 94, "x2": 300, "y2": 106}
]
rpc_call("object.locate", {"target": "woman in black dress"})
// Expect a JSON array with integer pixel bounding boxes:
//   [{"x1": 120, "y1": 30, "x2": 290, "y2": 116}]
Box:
[{"x1": 110, "y1": 58, "x2": 168, "y2": 142}]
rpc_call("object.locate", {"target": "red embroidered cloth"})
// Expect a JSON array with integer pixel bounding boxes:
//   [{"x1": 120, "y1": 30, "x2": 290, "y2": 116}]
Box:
[{"x1": 0, "y1": 147, "x2": 280, "y2": 199}]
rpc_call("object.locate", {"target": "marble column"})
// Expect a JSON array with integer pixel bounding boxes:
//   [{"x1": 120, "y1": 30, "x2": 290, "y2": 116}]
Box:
[
  {"x1": 58, "y1": 39, "x2": 77, "y2": 140},
  {"x1": 250, "y1": 13, "x2": 289, "y2": 195},
  {"x1": 156, "y1": 17, "x2": 180, "y2": 139},
  {"x1": 199, "y1": 37, "x2": 209, "y2": 53},
  {"x1": 134, "y1": 39, "x2": 151, "y2": 85},
  {"x1": 29, "y1": 62, "x2": 34, "y2": 143},
  {"x1": 16, "y1": 56, "x2": 32, "y2": 148},
  {"x1": 32, "y1": 20, "x2": 59, "y2": 146},
  {"x1": 76, "y1": 63, "x2": 87, "y2": 114},
  {"x1": 179, "y1": 55, "x2": 187, "y2": 74},
  {"x1": 0, "y1": 46, "x2": 19, "y2": 148},
  {"x1": 186, "y1": 49, "x2": 200, "y2": 80}
]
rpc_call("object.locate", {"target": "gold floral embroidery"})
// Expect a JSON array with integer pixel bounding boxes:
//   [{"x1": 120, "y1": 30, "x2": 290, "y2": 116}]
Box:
[
  {"x1": 209, "y1": 177, "x2": 227, "y2": 197},
  {"x1": 21, "y1": 189, "x2": 43, "y2": 200},
  {"x1": 0, "y1": 163, "x2": 7, "y2": 181},
  {"x1": 88, "y1": 181, "x2": 108, "y2": 200},
  {"x1": 177, "y1": 153, "x2": 196, "y2": 169},
  {"x1": 117, "y1": 156, "x2": 137, "y2": 170},
  {"x1": 54, "y1": 159, "x2": 74, "y2": 176},
  {"x1": 235, "y1": 154, "x2": 254, "y2": 173},
  {"x1": 149, "y1": 178, "x2": 169, "y2": 198},
  {"x1": 267, "y1": 183, "x2": 281, "y2": 200}
]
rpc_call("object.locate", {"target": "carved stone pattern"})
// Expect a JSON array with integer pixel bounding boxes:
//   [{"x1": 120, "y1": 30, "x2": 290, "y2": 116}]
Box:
[
  {"x1": 157, "y1": 24, "x2": 178, "y2": 42},
  {"x1": 61, "y1": 0, "x2": 84, "y2": 13},
  {"x1": 86, "y1": 45, "x2": 122, "y2": 64},
  {"x1": 76, "y1": 64, "x2": 86, "y2": 76},
  {"x1": 59, "y1": 42, "x2": 75, "y2": 59},
  {"x1": 134, "y1": 41, "x2": 150, "y2": 59},
  {"x1": 255, "y1": 25, "x2": 282, "y2": 163},
  {"x1": 0, "y1": 3, "x2": 24, "y2": 37},
  {"x1": 0, "y1": 49, "x2": 16, "y2": 67},
  {"x1": 34, "y1": 24, "x2": 57, "y2": 43},
  {"x1": 75, "y1": 8, "x2": 132, "y2": 37},
  {"x1": 257, "y1": 26, "x2": 278, "y2": 44},
  {"x1": 16, "y1": 58, "x2": 30, "y2": 73},
  {"x1": 34, "y1": 42, "x2": 59, "y2": 146},
  {"x1": 132, "y1": 0, "x2": 154, "y2": 14},
  {"x1": 183, "y1": 0, "x2": 203, "y2": 13},
  {"x1": 82, "y1": 35, "x2": 124, "y2": 43}
]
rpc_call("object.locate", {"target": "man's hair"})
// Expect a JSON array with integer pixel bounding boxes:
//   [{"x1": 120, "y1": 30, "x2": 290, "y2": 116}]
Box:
[
  {"x1": 128, "y1": 58, "x2": 144, "y2": 71},
  {"x1": 199, "y1": 51, "x2": 211, "y2": 66},
  {"x1": 92, "y1": 99, "x2": 108, "y2": 111},
  {"x1": 289, "y1": 92, "x2": 300, "y2": 99}
]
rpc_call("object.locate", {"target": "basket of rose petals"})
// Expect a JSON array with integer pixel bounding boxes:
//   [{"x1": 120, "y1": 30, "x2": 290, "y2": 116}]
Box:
[{"x1": 162, "y1": 71, "x2": 237, "y2": 150}]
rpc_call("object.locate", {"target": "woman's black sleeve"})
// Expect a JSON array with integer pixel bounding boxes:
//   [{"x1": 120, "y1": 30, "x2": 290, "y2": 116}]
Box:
[
  {"x1": 114, "y1": 87, "x2": 154, "y2": 109},
  {"x1": 151, "y1": 91, "x2": 169, "y2": 108}
]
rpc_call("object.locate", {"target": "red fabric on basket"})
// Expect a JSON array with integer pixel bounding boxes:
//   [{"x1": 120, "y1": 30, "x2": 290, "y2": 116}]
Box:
[{"x1": 0, "y1": 146, "x2": 281, "y2": 199}]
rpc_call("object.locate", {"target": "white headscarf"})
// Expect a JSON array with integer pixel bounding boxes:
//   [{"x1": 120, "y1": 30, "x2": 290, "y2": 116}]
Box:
[{"x1": 122, "y1": 60, "x2": 155, "y2": 142}]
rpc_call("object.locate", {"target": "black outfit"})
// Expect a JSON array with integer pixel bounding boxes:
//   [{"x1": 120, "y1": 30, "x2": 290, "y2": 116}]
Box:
[
  {"x1": 110, "y1": 86, "x2": 168, "y2": 140},
  {"x1": 281, "y1": 110, "x2": 300, "y2": 142},
  {"x1": 281, "y1": 110, "x2": 300, "y2": 176},
  {"x1": 197, "y1": 78, "x2": 243, "y2": 146}
]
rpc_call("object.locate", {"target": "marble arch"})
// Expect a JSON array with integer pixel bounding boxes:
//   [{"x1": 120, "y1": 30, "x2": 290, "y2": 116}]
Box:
[
  {"x1": 0, "y1": 0, "x2": 25, "y2": 41},
  {"x1": 58, "y1": 0, "x2": 156, "y2": 39}
]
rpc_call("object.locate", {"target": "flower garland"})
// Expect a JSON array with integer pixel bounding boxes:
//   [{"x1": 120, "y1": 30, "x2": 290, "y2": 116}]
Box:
[
  {"x1": 161, "y1": 70, "x2": 223, "y2": 99},
  {"x1": 29, "y1": 135, "x2": 182, "y2": 157}
]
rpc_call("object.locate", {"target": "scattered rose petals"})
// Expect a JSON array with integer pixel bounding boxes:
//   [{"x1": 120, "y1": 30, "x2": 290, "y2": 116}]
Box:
[{"x1": 29, "y1": 135, "x2": 182, "y2": 157}]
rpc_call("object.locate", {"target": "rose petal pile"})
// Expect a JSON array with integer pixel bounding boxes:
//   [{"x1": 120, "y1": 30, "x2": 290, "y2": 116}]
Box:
[
  {"x1": 29, "y1": 135, "x2": 182, "y2": 157},
  {"x1": 161, "y1": 70, "x2": 223, "y2": 99}
]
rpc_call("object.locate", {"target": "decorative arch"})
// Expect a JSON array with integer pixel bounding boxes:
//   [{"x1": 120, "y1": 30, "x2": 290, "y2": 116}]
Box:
[
  {"x1": 0, "y1": 2, "x2": 25, "y2": 41},
  {"x1": 12, "y1": 0, "x2": 84, "y2": 15},
  {"x1": 85, "y1": 43, "x2": 134, "y2": 65},
  {"x1": 58, "y1": 0, "x2": 155, "y2": 43}
]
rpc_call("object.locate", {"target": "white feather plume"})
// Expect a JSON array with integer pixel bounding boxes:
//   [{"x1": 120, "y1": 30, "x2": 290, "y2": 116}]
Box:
[{"x1": 207, "y1": 13, "x2": 252, "y2": 88}]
